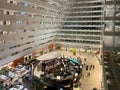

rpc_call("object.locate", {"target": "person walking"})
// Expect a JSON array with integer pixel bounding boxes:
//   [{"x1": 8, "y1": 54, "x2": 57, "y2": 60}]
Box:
[
  {"x1": 93, "y1": 65, "x2": 95, "y2": 69},
  {"x1": 84, "y1": 58, "x2": 86, "y2": 62},
  {"x1": 86, "y1": 65, "x2": 88, "y2": 71},
  {"x1": 89, "y1": 64, "x2": 92, "y2": 70},
  {"x1": 86, "y1": 72, "x2": 90, "y2": 77}
]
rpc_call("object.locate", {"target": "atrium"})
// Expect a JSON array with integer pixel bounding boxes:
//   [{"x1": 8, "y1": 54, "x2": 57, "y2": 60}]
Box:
[{"x1": 0, "y1": 0, "x2": 120, "y2": 90}]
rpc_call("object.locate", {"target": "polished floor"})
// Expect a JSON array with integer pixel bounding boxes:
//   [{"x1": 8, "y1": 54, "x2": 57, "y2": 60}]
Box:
[
  {"x1": 34, "y1": 49, "x2": 102, "y2": 90},
  {"x1": 61, "y1": 50, "x2": 102, "y2": 90}
]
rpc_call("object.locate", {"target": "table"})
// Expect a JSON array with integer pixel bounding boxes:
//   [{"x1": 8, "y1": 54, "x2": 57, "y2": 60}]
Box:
[
  {"x1": 15, "y1": 66, "x2": 26, "y2": 74},
  {"x1": 12, "y1": 70, "x2": 29, "y2": 83},
  {"x1": 0, "y1": 75, "x2": 8, "y2": 81},
  {"x1": 23, "y1": 88, "x2": 28, "y2": 90},
  {"x1": 73, "y1": 87, "x2": 81, "y2": 90},
  {"x1": 16, "y1": 84, "x2": 24, "y2": 89},
  {"x1": 8, "y1": 71, "x2": 15, "y2": 78}
]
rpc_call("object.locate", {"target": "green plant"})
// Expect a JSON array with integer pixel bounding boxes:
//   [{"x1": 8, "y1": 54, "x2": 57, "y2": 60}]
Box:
[
  {"x1": 32, "y1": 76, "x2": 50, "y2": 90},
  {"x1": 0, "y1": 67, "x2": 9, "y2": 75}
]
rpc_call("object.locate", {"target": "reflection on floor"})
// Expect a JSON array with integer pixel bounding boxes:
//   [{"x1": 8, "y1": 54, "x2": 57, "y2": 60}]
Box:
[
  {"x1": 61, "y1": 50, "x2": 102, "y2": 90},
  {"x1": 32, "y1": 50, "x2": 102, "y2": 90}
]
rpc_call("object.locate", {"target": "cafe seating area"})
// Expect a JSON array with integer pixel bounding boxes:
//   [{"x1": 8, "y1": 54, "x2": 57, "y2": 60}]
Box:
[
  {"x1": 34, "y1": 55, "x2": 83, "y2": 90},
  {"x1": 0, "y1": 64, "x2": 30, "y2": 90},
  {"x1": 0, "y1": 48, "x2": 102, "y2": 90},
  {"x1": 0, "y1": 50, "x2": 83, "y2": 90}
]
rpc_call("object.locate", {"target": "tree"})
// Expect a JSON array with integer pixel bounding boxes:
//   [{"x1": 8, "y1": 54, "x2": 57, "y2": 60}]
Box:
[
  {"x1": 32, "y1": 76, "x2": 50, "y2": 90},
  {"x1": 72, "y1": 48, "x2": 77, "y2": 55}
]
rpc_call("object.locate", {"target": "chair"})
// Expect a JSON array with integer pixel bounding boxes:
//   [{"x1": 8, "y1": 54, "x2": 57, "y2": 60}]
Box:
[
  {"x1": 75, "y1": 73, "x2": 78, "y2": 77},
  {"x1": 56, "y1": 76, "x2": 61, "y2": 80}
]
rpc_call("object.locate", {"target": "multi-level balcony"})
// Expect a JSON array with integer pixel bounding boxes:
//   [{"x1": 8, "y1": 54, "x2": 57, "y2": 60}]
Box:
[{"x1": 56, "y1": 0, "x2": 104, "y2": 48}]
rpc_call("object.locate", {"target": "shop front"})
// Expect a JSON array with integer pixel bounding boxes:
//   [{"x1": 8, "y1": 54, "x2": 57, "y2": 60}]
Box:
[
  {"x1": 11, "y1": 57, "x2": 24, "y2": 67},
  {"x1": 24, "y1": 53, "x2": 33, "y2": 64},
  {"x1": 48, "y1": 44, "x2": 56, "y2": 51}
]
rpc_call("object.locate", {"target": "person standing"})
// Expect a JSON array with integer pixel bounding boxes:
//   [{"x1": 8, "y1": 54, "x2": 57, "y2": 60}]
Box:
[
  {"x1": 86, "y1": 65, "x2": 88, "y2": 71},
  {"x1": 84, "y1": 58, "x2": 86, "y2": 62},
  {"x1": 93, "y1": 65, "x2": 95, "y2": 69},
  {"x1": 28, "y1": 66, "x2": 32, "y2": 80},
  {"x1": 87, "y1": 72, "x2": 90, "y2": 77},
  {"x1": 89, "y1": 64, "x2": 92, "y2": 70}
]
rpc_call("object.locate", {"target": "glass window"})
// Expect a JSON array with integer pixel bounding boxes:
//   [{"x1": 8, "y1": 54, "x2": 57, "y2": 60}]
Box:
[
  {"x1": 104, "y1": 36, "x2": 114, "y2": 47},
  {"x1": 115, "y1": 5, "x2": 120, "y2": 16},
  {"x1": 105, "y1": 20, "x2": 114, "y2": 32},
  {"x1": 105, "y1": 5, "x2": 115, "y2": 17},
  {"x1": 115, "y1": 5, "x2": 120, "y2": 32},
  {"x1": 115, "y1": 36, "x2": 120, "y2": 47},
  {"x1": 115, "y1": 21, "x2": 120, "y2": 32}
]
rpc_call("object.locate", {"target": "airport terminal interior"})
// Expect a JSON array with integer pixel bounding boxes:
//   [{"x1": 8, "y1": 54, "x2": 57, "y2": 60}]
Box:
[{"x1": 0, "y1": 0, "x2": 120, "y2": 90}]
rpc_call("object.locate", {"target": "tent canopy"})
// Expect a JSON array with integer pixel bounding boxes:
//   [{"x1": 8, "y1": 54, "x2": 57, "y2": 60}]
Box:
[{"x1": 36, "y1": 51, "x2": 61, "y2": 61}]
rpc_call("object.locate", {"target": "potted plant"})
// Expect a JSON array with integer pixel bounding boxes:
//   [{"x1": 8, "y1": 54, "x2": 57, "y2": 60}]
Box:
[{"x1": 0, "y1": 67, "x2": 9, "y2": 76}]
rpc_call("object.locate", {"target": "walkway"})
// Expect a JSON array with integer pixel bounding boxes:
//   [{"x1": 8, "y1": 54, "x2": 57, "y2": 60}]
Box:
[
  {"x1": 61, "y1": 50, "x2": 102, "y2": 90},
  {"x1": 33, "y1": 50, "x2": 102, "y2": 90}
]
